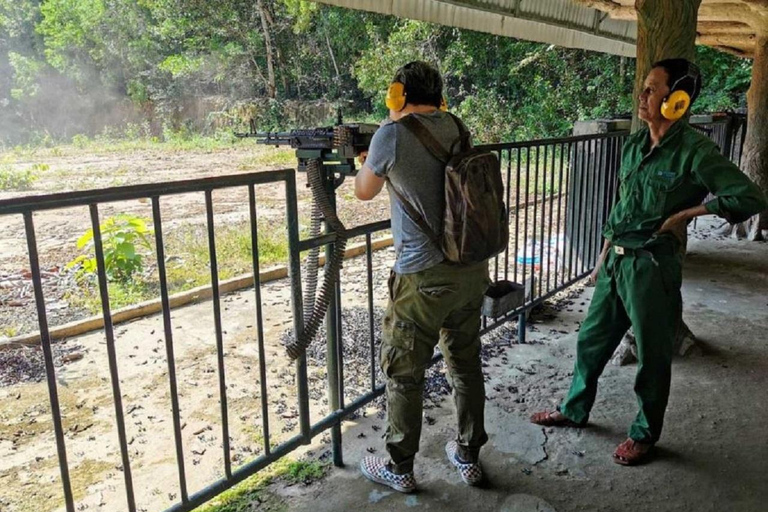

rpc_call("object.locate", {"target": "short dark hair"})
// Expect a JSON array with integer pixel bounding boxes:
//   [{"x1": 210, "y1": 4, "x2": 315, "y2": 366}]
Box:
[
  {"x1": 652, "y1": 58, "x2": 702, "y2": 104},
  {"x1": 393, "y1": 61, "x2": 443, "y2": 108}
]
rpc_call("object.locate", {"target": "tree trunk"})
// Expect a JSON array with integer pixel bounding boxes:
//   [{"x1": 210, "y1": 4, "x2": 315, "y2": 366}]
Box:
[
  {"x1": 631, "y1": 0, "x2": 701, "y2": 132},
  {"x1": 615, "y1": 0, "x2": 701, "y2": 365},
  {"x1": 739, "y1": 35, "x2": 768, "y2": 241},
  {"x1": 257, "y1": 0, "x2": 277, "y2": 99}
]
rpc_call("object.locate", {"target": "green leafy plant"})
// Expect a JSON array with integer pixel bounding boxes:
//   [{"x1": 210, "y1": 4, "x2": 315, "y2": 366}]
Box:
[
  {"x1": 0, "y1": 164, "x2": 38, "y2": 190},
  {"x1": 67, "y1": 215, "x2": 154, "y2": 283}
]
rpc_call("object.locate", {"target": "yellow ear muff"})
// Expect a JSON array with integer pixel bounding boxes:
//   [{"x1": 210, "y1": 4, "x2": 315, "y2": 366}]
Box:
[
  {"x1": 385, "y1": 82, "x2": 406, "y2": 112},
  {"x1": 660, "y1": 90, "x2": 691, "y2": 121},
  {"x1": 440, "y1": 96, "x2": 448, "y2": 112}
]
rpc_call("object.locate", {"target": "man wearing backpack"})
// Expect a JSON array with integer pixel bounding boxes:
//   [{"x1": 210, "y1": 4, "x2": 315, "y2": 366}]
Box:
[{"x1": 354, "y1": 61, "x2": 505, "y2": 492}]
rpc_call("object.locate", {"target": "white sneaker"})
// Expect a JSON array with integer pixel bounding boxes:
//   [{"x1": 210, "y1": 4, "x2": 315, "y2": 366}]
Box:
[
  {"x1": 445, "y1": 440, "x2": 483, "y2": 486},
  {"x1": 360, "y1": 456, "x2": 417, "y2": 493}
]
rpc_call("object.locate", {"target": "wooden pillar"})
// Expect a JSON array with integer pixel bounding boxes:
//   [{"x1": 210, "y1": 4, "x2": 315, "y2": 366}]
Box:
[
  {"x1": 742, "y1": 35, "x2": 768, "y2": 240},
  {"x1": 631, "y1": 0, "x2": 702, "y2": 132}
]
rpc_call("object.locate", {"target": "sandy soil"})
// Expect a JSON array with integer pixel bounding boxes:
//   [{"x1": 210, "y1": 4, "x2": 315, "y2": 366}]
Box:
[{"x1": 0, "y1": 143, "x2": 391, "y2": 338}]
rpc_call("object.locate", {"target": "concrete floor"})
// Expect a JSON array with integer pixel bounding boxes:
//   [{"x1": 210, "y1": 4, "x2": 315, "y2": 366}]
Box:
[{"x1": 281, "y1": 221, "x2": 768, "y2": 512}]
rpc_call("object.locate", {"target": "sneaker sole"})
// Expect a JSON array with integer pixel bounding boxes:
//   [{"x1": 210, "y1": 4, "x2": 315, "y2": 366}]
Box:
[{"x1": 360, "y1": 464, "x2": 415, "y2": 493}]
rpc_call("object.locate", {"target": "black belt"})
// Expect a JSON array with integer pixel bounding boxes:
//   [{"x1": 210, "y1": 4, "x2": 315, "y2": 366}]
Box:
[{"x1": 613, "y1": 244, "x2": 674, "y2": 265}]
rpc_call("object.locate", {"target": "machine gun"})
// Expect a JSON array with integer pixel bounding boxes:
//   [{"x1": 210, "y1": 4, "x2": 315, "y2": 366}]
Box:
[
  {"x1": 236, "y1": 113, "x2": 379, "y2": 361},
  {"x1": 235, "y1": 112, "x2": 378, "y2": 176}
]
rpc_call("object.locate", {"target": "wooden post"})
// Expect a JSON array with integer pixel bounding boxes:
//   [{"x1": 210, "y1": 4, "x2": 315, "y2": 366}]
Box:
[
  {"x1": 741, "y1": 35, "x2": 768, "y2": 240},
  {"x1": 631, "y1": 0, "x2": 702, "y2": 132}
]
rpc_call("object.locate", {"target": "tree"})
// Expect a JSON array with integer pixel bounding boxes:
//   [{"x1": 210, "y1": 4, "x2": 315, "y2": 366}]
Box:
[
  {"x1": 631, "y1": 0, "x2": 701, "y2": 131},
  {"x1": 728, "y1": 35, "x2": 768, "y2": 241}
]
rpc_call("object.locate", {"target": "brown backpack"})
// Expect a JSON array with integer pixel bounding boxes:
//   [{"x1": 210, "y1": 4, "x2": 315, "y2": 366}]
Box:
[{"x1": 390, "y1": 113, "x2": 508, "y2": 265}]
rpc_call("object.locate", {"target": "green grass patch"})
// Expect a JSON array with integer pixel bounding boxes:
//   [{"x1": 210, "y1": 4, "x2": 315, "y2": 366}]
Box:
[
  {"x1": 164, "y1": 221, "x2": 289, "y2": 290},
  {"x1": 67, "y1": 220, "x2": 290, "y2": 314},
  {"x1": 192, "y1": 459, "x2": 327, "y2": 512},
  {"x1": 0, "y1": 162, "x2": 39, "y2": 191},
  {"x1": 237, "y1": 148, "x2": 296, "y2": 170},
  {"x1": 3, "y1": 126, "x2": 246, "y2": 159}
]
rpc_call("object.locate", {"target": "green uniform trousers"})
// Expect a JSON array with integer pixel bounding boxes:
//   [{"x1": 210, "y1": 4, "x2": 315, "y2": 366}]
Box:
[
  {"x1": 560, "y1": 247, "x2": 683, "y2": 443},
  {"x1": 381, "y1": 261, "x2": 490, "y2": 474}
]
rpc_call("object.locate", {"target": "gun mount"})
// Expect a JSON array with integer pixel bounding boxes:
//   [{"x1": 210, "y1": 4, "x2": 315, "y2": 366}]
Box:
[{"x1": 235, "y1": 113, "x2": 379, "y2": 364}]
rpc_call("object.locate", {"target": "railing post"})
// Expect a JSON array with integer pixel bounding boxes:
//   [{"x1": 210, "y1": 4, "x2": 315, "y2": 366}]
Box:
[
  {"x1": 323, "y1": 169, "x2": 344, "y2": 468},
  {"x1": 23, "y1": 212, "x2": 75, "y2": 512},
  {"x1": 285, "y1": 170, "x2": 311, "y2": 443}
]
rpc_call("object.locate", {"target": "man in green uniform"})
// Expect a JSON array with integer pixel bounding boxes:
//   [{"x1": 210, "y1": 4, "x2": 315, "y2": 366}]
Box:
[{"x1": 530, "y1": 58, "x2": 767, "y2": 465}]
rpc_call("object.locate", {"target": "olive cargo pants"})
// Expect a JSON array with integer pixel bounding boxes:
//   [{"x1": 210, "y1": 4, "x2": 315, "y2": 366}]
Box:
[
  {"x1": 382, "y1": 261, "x2": 490, "y2": 474},
  {"x1": 559, "y1": 248, "x2": 683, "y2": 443}
]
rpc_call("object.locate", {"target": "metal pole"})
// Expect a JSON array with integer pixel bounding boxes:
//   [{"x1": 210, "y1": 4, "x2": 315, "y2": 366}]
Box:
[
  {"x1": 285, "y1": 172, "x2": 311, "y2": 442},
  {"x1": 23, "y1": 212, "x2": 75, "y2": 512},
  {"x1": 518, "y1": 312, "x2": 527, "y2": 345},
  {"x1": 324, "y1": 167, "x2": 344, "y2": 467}
]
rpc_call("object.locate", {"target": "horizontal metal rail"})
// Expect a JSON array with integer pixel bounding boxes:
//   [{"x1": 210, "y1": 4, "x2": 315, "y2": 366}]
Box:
[{"x1": 0, "y1": 170, "x2": 292, "y2": 215}]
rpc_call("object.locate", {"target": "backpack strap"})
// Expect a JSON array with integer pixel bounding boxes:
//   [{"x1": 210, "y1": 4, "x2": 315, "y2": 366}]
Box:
[
  {"x1": 397, "y1": 115, "x2": 453, "y2": 164},
  {"x1": 447, "y1": 112, "x2": 472, "y2": 152}
]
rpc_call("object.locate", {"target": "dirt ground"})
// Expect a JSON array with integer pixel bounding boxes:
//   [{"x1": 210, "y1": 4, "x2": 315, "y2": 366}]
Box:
[
  {"x1": 0, "y1": 244, "x2": 397, "y2": 512},
  {"x1": 0, "y1": 143, "x2": 391, "y2": 269},
  {"x1": 4, "y1": 216, "x2": 763, "y2": 512},
  {"x1": 280, "y1": 217, "x2": 768, "y2": 512},
  {"x1": 0, "y1": 142, "x2": 392, "y2": 338}
]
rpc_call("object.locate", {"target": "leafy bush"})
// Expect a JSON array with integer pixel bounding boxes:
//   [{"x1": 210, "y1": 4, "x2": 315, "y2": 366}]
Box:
[
  {"x1": 0, "y1": 165, "x2": 38, "y2": 191},
  {"x1": 67, "y1": 215, "x2": 154, "y2": 283}
]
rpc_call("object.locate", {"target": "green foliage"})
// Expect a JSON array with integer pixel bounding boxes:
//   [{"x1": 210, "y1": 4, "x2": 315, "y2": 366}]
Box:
[
  {"x1": 67, "y1": 215, "x2": 154, "y2": 284},
  {"x1": 693, "y1": 46, "x2": 752, "y2": 113},
  {"x1": 281, "y1": 0, "x2": 318, "y2": 32},
  {"x1": 0, "y1": 162, "x2": 38, "y2": 190},
  {"x1": 0, "y1": 0, "x2": 755, "y2": 145},
  {"x1": 192, "y1": 458, "x2": 324, "y2": 512},
  {"x1": 7, "y1": 51, "x2": 45, "y2": 99}
]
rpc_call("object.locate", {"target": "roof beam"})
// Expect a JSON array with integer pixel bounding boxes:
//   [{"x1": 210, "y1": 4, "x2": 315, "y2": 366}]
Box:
[{"x1": 312, "y1": 0, "x2": 637, "y2": 56}]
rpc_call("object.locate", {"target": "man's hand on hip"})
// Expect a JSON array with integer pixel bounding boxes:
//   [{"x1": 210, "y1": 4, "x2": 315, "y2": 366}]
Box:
[{"x1": 655, "y1": 205, "x2": 708, "y2": 243}]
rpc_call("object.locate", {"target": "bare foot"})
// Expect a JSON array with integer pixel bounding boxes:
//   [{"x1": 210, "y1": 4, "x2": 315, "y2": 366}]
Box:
[{"x1": 529, "y1": 410, "x2": 583, "y2": 427}]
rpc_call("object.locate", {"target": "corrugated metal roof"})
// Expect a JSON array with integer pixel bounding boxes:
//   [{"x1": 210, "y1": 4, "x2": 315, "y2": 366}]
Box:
[{"x1": 313, "y1": 0, "x2": 637, "y2": 56}]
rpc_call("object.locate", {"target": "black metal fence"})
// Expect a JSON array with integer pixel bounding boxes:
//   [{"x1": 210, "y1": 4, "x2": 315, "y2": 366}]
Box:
[
  {"x1": 0, "y1": 118, "x2": 744, "y2": 512},
  {"x1": 477, "y1": 131, "x2": 627, "y2": 338}
]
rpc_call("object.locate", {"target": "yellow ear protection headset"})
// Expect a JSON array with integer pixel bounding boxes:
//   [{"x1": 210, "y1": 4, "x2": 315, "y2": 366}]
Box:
[
  {"x1": 385, "y1": 81, "x2": 448, "y2": 112},
  {"x1": 385, "y1": 81, "x2": 407, "y2": 112},
  {"x1": 660, "y1": 62, "x2": 701, "y2": 121}
]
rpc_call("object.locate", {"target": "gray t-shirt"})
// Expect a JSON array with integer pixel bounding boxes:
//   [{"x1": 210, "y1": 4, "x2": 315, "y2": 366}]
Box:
[{"x1": 365, "y1": 111, "x2": 464, "y2": 274}]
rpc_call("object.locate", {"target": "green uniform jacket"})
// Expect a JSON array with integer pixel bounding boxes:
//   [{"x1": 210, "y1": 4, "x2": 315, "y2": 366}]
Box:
[{"x1": 603, "y1": 121, "x2": 768, "y2": 249}]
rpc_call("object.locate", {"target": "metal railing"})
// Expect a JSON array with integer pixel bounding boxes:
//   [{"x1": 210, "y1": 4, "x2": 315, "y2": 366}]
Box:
[
  {"x1": 0, "y1": 171, "x2": 311, "y2": 512},
  {"x1": 0, "y1": 119, "x2": 745, "y2": 512},
  {"x1": 478, "y1": 131, "x2": 627, "y2": 338}
]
